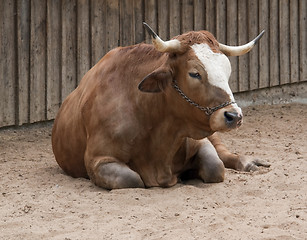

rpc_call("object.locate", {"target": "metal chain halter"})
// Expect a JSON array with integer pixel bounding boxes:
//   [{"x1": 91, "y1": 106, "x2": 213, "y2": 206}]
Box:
[{"x1": 172, "y1": 80, "x2": 235, "y2": 116}]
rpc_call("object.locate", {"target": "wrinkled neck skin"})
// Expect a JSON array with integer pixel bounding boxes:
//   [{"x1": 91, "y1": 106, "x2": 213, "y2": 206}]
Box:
[{"x1": 133, "y1": 91, "x2": 211, "y2": 186}]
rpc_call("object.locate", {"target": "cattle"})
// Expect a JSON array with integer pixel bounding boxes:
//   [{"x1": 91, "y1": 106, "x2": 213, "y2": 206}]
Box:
[{"x1": 52, "y1": 23, "x2": 269, "y2": 189}]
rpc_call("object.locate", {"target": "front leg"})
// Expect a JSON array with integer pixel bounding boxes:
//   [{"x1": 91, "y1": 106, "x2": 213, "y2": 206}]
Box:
[{"x1": 207, "y1": 133, "x2": 270, "y2": 171}]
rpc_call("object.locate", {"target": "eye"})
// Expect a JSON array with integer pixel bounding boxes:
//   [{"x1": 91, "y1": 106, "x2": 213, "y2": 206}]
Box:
[{"x1": 189, "y1": 72, "x2": 201, "y2": 80}]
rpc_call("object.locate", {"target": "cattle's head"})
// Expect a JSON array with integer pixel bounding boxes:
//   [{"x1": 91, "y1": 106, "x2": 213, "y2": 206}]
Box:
[{"x1": 139, "y1": 23, "x2": 264, "y2": 135}]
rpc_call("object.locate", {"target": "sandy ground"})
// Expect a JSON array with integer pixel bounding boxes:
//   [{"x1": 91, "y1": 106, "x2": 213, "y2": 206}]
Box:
[{"x1": 0, "y1": 103, "x2": 306, "y2": 240}]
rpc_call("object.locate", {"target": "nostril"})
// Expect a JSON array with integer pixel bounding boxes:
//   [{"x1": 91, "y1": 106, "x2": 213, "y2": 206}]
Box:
[{"x1": 224, "y1": 111, "x2": 235, "y2": 123}]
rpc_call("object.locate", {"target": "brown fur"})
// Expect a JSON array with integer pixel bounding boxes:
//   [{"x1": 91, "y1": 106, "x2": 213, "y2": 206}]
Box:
[
  {"x1": 172, "y1": 30, "x2": 221, "y2": 54},
  {"x1": 52, "y1": 31, "x2": 259, "y2": 189}
]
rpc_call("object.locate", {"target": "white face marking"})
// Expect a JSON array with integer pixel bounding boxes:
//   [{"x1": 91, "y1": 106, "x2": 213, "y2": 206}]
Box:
[
  {"x1": 191, "y1": 43, "x2": 233, "y2": 100},
  {"x1": 191, "y1": 43, "x2": 242, "y2": 115}
]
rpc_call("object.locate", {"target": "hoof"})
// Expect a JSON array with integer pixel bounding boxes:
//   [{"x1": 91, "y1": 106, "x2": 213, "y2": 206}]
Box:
[
  {"x1": 245, "y1": 159, "x2": 271, "y2": 172},
  {"x1": 238, "y1": 157, "x2": 271, "y2": 172}
]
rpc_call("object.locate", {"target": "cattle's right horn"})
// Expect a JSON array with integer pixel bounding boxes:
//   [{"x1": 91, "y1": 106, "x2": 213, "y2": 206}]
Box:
[
  {"x1": 143, "y1": 22, "x2": 181, "y2": 53},
  {"x1": 219, "y1": 30, "x2": 265, "y2": 56}
]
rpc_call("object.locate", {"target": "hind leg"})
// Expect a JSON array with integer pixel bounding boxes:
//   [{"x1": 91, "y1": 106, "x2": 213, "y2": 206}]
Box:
[
  {"x1": 196, "y1": 139, "x2": 225, "y2": 183},
  {"x1": 86, "y1": 156, "x2": 145, "y2": 190}
]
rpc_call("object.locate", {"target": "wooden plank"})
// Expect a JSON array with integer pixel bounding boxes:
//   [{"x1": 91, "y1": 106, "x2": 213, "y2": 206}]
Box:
[
  {"x1": 226, "y1": 0, "x2": 238, "y2": 93},
  {"x1": 216, "y1": 0, "x2": 226, "y2": 44},
  {"x1": 289, "y1": 0, "x2": 299, "y2": 83},
  {"x1": 194, "y1": 0, "x2": 205, "y2": 31},
  {"x1": 0, "y1": 0, "x2": 4, "y2": 126},
  {"x1": 106, "y1": 0, "x2": 119, "y2": 50},
  {"x1": 205, "y1": 0, "x2": 216, "y2": 36},
  {"x1": 248, "y1": 0, "x2": 259, "y2": 90},
  {"x1": 279, "y1": 0, "x2": 290, "y2": 85},
  {"x1": 0, "y1": 0, "x2": 16, "y2": 127},
  {"x1": 134, "y1": 0, "x2": 145, "y2": 44},
  {"x1": 238, "y1": 0, "x2": 249, "y2": 92},
  {"x1": 158, "y1": 0, "x2": 169, "y2": 40},
  {"x1": 120, "y1": 0, "x2": 134, "y2": 46},
  {"x1": 77, "y1": 0, "x2": 91, "y2": 84},
  {"x1": 299, "y1": 0, "x2": 307, "y2": 82},
  {"x1": 258, "y1": 0, "x2": 270, "y2": 89},
  {"x1": 91, "y1": 0, "x2": 106, "y2": 65},
  {"x1": 181, "y1": 0, "x2": 194, "y2": 33},
  {"x1": 269, "y1": 0, "x2": 279, "y2": 87},
  {"x1": 144, "y1": 0, "x2": 157, "y2": 43},
  {"x1": 61, "y1": 0, "x2": 77, "y2": 101},
  {"x1": 46, "y1": 0, "x2": 61, "y2": 120},
  {"x1": 30, "y1": 0, "x2": 47, "y2": 123},
  {"x1": 169, "y1": 0, "x2": 181, "y2": 37},
  {"x1": 17, "y1": 0, "x2": 30, "y2": 124}
]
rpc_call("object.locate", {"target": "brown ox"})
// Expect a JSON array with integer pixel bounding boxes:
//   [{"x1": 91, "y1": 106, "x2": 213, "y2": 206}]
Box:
[{"x1": 52, "y1": 23, "x2": 268, "y2": 189}]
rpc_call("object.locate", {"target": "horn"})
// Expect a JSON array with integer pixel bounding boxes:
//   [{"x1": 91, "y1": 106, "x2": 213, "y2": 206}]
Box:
[
  {"x1": 219, "y1": 30, "x2": 265, "y2": 56},
  {"x1": 143, "y1": 22, "x2": 181, "y2": 53}
]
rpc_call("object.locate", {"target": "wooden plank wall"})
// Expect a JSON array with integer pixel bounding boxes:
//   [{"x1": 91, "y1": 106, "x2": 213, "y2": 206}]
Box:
[{"x1": 0, "y1": 0, "x2": 306, "y2": 127}]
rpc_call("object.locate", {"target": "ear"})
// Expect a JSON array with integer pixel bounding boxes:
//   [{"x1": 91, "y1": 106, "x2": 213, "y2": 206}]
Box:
[{"x1": 138, "y1": 69, "x2": 172, "y2": 93}]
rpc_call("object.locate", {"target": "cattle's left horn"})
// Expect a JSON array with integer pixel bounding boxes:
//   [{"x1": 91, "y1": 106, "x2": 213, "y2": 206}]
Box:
[
  {"x1": 219, "y1": 30, "x2": 265, "y2": 56},
  {"x1": 143, "y1": 22, "x2": 181, "y2": 53}
]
